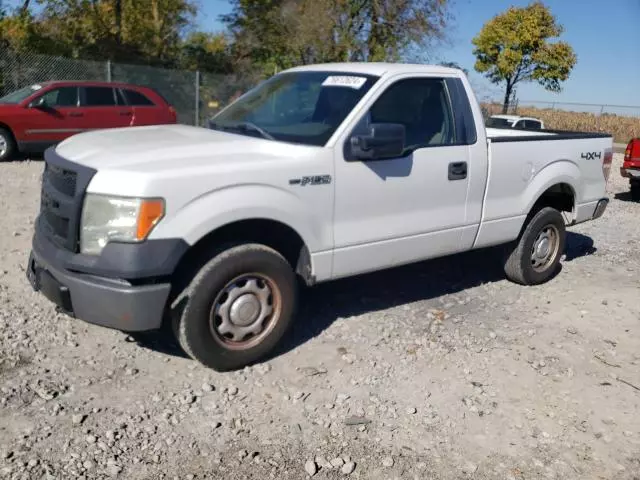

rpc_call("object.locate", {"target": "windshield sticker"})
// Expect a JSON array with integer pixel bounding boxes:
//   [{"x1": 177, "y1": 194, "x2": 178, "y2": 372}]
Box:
[{"x1": 322, "y1": 76, "x2": 367, "y2": 89}]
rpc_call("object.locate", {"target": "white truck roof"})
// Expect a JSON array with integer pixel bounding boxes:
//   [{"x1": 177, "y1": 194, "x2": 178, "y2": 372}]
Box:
[
  {"x1": 285, "y1": 62, "x2": 461, "y2": 77},
  {"x1": 490, "y1": 114, "x2": 543, "y2": 123},
  {"x1": 491, "y1": 114, "x2": 523, "y2": 122}
]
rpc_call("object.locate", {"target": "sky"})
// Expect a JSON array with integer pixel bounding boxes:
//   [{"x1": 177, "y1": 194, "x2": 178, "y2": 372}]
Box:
[
  {"x1": 196, "y1": 0, "x2": 640, "y2": 110},
  {"x1": 6, "y1": 0, "x2": 640, "y2": 109}
]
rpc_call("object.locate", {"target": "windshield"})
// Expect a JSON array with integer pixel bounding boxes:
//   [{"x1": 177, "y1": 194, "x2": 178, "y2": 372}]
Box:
[
  {"x1": 485, "y1": 117, "x2": 514, "y2": 128},
  {"x1": 209, "y1": 71, "x2": 379, "y2": 146},
  {"x1": 0, "y1": 84, "x2": 43, "y2": 104}
]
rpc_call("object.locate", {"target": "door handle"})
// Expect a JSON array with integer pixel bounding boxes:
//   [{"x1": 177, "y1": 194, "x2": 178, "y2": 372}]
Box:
[
  {"x1": 120, "y1": 111, "x2": 133, "y2": 116},
  {"x1": 68, "y1": 112, "x2": 83, "y2": 117},
  {"x1": 448, "y1": 162, "x2": 467, "y2": 181}
]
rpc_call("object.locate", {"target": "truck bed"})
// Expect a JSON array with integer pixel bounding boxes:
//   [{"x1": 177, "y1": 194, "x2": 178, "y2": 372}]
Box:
[
  {"x1": 473, "y1": 128, "x2": 613, "y2": 249},
  {"x1": 486, "y1": 127, "x2": 612, "y2": 141}
]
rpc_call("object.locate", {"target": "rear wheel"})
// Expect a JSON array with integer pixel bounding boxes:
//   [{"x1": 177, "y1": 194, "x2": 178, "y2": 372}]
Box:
[
  {"x1": 503, "y1": 207, "x2": 566, "y2": 285},
  {"x1": 173, "y1": 243, "x2": 297, "y2": 371},
  {"x1": 0, "y1": 128, "x2": 17, "y2": 162},
  {"x1": 630, "y1": 181, "x2": 640, "y2": 201}
]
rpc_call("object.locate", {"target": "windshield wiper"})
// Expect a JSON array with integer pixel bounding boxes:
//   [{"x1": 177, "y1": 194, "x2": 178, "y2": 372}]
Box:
[{"x1": 209, "y1": 121, "x2": 274, "y2": 141}]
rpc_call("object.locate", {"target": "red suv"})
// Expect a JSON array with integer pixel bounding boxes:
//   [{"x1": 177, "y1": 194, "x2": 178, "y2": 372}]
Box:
[
  {"x1": 0, "y1": 81, "x2": 178, "y2": 161},
  {"x1": 621, "y1": 138, "x2": 640, "y2": 200}
]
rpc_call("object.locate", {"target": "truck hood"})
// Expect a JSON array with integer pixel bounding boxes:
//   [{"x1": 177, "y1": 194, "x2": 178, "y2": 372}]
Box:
[{"x1": 54, "y1": 124, "x2": 299, "y2": 171}]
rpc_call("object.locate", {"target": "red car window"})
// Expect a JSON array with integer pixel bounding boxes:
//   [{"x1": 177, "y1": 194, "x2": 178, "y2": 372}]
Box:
[
  {"x1": 83, "y1": 87, "x2": 117, "y2": 106},
  {"x1": 39, "y1": 87, "x2": 79, "y2": 107},
  {"x1": 123, "y1": 89, "x2": 156, "y2": 106}
]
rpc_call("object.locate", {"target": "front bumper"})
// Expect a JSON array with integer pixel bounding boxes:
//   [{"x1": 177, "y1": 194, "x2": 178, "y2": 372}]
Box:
[{"x1": 27, "y1": 241, "x2": 171, "y2": 332}]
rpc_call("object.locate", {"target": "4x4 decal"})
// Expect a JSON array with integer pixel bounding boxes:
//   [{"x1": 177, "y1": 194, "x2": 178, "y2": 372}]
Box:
[{"x1": 581, "y1": 151, "x2": 602, "y2": 160}]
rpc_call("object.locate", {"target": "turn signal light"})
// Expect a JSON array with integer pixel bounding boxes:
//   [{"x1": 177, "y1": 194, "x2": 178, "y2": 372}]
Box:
[{"x1": 136, "y1": 199, "x2": 165, "y2": 241}]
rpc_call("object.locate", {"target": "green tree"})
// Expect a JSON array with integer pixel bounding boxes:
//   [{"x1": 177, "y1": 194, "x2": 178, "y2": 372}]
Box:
[
  {"x1": 0, "y1": 1, "x2": 6, "y2": 57},
  {"x1": 472, "y1": 1, "x2": 576, "y2": 113},
  {"x1": 360, "y1": 0, "x2": 450, "y2": 62},
  {"x1": 224, "y1": 0, "x2": 451, "y2": 75},
  {"x1": 1, "y1": 0, "x2": 198, "y2": 65},
  {"x1": 181, "y1": 31, "x2": 233, "y2": 73},
  {"x1": 0, "y1": 4, "x2": 38, "y2": 52}
]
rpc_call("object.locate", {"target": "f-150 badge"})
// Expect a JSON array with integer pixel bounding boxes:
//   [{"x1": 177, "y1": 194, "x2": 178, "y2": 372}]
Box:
[{"x1": 289, "y1": 175, "x2": 332, "y2": 186}]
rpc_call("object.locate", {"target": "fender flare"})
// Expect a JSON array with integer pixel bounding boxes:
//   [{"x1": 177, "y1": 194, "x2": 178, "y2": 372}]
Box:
[{"x1": 522, "y1": 160, "x2": 580, "y2": 218}]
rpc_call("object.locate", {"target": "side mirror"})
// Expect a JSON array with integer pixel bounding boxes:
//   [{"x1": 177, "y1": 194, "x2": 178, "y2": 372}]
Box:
[
  {"x1": 28, "y1": 97, "x2": 46, "y2": 109},
  {"x1": 348, "y1": 123, "x2": 406, "y2": 161}
]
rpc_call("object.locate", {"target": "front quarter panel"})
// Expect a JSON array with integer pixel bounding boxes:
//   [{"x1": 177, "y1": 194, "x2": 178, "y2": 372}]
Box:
[
  {"x1": 143, "y1": 147, "x2": 335, "y2": 280},
  {"x1": 0, "y1": 105, "x2": 29, "y2": 141},
  {"x1": 151, "y1": 183, "x2": 330, "y2": 252}
]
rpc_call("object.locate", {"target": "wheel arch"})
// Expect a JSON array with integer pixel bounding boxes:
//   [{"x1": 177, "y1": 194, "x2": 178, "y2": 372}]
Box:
[
  {"x1": 0, "y1": 122, "x2": 16, "y2": 135},
  {"x1": 523, "y1": 161, "x2": 580, "y2": 222},
  {"x1": 172, "y1": 218, "x2": 314, "y2": 293},
  {"x1": 473, "y1": 163, "x2": 580, "y2": 250},
  {"x1": 529, "y1": 182, "x2": 576, "y2": 217}
]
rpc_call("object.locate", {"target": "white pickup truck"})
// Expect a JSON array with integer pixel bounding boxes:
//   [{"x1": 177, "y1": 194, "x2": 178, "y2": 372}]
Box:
[
  {"x1": 485, "y1": 114, "x2": 545, "y2": 131},
  {"x1": 27, "y1": 63, "x2": 613, "y2": 371}
]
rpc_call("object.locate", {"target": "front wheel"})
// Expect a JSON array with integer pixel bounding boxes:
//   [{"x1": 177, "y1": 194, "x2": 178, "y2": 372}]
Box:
[
  {"x1": 0, "y1": 128, "x2": 17, "y2": 162},
  {"x1": 503, "y1": 207, "x2": 566, "y2": 285},
  {"x1": 173, "y1": 244, "x2": 298, "y2": 371}
]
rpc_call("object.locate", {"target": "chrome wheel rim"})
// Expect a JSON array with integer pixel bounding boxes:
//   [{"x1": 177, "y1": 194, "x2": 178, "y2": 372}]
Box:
[
  {"x1": 209, "y1": 274, "x2": 280, "y2": 350},
  {"x1": 531, "y1": 224, "x2": 560, "y2": 272},
  {"x1": 0, "y1": 134, "x2": 7, "y2": 158}
]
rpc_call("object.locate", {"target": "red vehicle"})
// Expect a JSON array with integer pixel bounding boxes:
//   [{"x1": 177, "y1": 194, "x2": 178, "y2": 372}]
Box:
[
  {"x1": 0, "y1": 81, "x2": 177, "y2": 161},
  {"x1": 621, "y1": 138, "x2": 640, "y2": 200}
]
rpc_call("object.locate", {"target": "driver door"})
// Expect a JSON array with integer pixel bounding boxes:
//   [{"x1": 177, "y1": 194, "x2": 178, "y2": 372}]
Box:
[
  {"x1": 331, "y1": 75, "x2": 478, "y2": 278},
  {"x1": 23, "y1": 86, "x2": 85, "y2": 145}
]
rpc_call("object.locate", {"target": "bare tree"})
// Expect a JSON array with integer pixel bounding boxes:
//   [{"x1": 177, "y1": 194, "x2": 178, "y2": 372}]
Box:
[
  {"x1": 114, "y1": 0, "x2": 122, "y2": 43},
  {"x1": 19, "y1": 0, "x2": 31, "y2": 16}
]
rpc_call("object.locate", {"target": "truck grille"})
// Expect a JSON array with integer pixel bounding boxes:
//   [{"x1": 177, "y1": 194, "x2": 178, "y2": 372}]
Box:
[
  {"x1": 38, "y1": 149, "x2": 96, "y2": 252},
  {"x1": 46, "y1": 164, "x2": 77, "y2": 197}
]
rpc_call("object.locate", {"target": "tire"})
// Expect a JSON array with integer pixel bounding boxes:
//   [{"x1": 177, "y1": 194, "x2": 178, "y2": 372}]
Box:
[
  {"x1": 173, "y1": 243, "x2": 298, "y2": 371},
  {"x1": 503, "y1": 207, "x2": 566, "y2": 286},
  {"x1": 630, "y1": 184, "x2": 640, "y2": 201},
  {"x1": 0, "y1": 127, "x2": 17, "y2": 162}
]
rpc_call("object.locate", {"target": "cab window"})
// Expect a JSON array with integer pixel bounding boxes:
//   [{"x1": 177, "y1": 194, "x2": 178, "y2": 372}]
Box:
[{"x1": 37, "y1": 87, "x2": 79, "y2": 107}]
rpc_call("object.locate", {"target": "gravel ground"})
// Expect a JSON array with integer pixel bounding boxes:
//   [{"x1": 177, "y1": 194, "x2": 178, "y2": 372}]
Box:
[{"x1": 1, "y1": 153, "x2": 639, "y2": 480}]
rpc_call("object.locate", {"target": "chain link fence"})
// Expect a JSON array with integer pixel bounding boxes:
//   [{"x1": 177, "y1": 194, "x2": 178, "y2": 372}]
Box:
[
  {"x1": 483, "y1": 100, "x2": 640, "y2": 118},
  {"x1": 481, "y1": 100, "x2": 640, "y2": 143},
  {"x1": 2, "y1": 50, "x2": 638, "y2": 143},
  {"x1": 0, "y1": 50, "x2": 262, "y2": 126}
]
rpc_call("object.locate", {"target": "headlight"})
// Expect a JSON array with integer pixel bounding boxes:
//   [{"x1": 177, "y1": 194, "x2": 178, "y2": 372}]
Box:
[{"x1": 80, "y1": 194, "x2": 165, "y2": 255}]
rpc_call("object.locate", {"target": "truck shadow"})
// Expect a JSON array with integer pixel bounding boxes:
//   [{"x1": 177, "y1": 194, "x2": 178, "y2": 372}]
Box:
[
  {"x1": 564, "y1": 231, "x2": 596, "y2": 260},
  {"x1": 129, "y1": 231, "x2": 596, "y2": 364},
  {"x1": 613, "y1": 191, "x2": 639, "y2": 203},
  {"x1": 276, "y1": 231, "x2": 594, "y2": 359}
]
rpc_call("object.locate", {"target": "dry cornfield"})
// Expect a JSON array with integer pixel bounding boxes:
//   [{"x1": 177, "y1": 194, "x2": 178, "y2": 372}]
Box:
[{"x1": 482, "y1": 103, "x2": 640, "y2": 143}]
